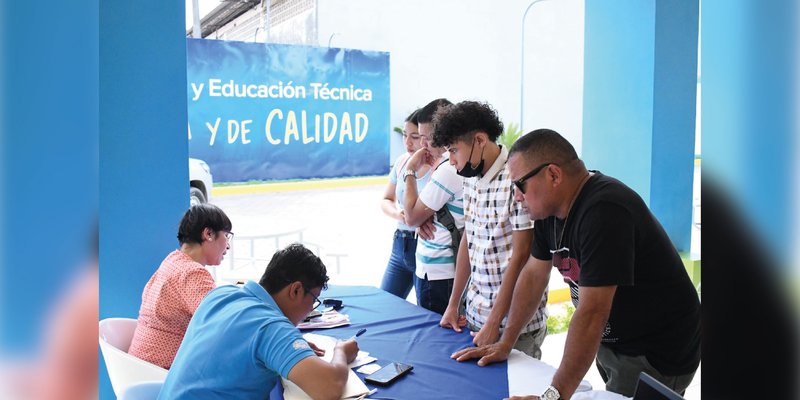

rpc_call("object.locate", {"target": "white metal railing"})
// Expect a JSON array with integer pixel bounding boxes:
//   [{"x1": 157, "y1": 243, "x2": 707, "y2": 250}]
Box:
[{"x1": 210, "y1": 229, "x2": 347, "y2": 285}]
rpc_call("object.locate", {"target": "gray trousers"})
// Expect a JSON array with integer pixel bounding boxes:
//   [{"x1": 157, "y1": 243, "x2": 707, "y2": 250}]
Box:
[{"x1": 595, "y1": 344, "x2": 697, "y2": 397}]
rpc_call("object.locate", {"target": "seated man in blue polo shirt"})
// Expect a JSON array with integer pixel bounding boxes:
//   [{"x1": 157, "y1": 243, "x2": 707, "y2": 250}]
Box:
[{"x1": 159, "y1": 243, "x2": 359, "y2": 400}]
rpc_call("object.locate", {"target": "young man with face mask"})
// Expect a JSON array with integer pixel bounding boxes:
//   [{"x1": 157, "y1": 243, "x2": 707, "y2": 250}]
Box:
[{"x1": 433, "y1": 101, "x2": 548, "y2": 360}]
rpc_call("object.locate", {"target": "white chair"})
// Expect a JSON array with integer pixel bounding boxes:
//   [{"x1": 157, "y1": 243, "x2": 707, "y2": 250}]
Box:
[
  {"x1": 98, "y1": 318, "x2": 168, "y2": 398},
  {"x1": 119, "y1": 381, "x2": 163, "y2": 400}
]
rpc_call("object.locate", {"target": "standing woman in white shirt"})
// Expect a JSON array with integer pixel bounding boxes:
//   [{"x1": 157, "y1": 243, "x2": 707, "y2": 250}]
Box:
[{"x1": 379, "y1": 109, "x2": 432, "y2": 299}]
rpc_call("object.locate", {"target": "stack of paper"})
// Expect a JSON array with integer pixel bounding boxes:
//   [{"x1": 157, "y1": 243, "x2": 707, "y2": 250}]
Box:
[
  {"x1": 282, "y1": 333, "x2": 371, "y2": 400},
  {"x1": 297, "y1": 309, "x2": 350, "y2": 330}
]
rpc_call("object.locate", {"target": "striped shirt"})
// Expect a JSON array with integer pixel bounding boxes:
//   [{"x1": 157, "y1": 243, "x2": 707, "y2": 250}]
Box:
[
  {"x1": 462, "y1": 146, "x2": 546, "y2": 334},
  {"x1": 416, "y1": 156, "x2": 465, "y2": 280}
]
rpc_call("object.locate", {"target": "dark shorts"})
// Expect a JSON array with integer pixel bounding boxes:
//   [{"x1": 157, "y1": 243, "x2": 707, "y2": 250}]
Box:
[{"x1": 595, "y1": 344, "x2": 697, "y2": 397}]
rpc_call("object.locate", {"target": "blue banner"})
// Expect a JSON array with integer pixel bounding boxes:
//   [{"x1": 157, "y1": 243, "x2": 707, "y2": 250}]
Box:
[{"x1": 186, "y1": 38, "x2": 390, "y2": 182}]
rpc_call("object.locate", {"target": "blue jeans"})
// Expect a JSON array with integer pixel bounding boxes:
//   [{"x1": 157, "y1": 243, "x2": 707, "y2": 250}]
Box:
[
  {"x1": 414, "y1": 274, "x2": 454, "y2": 315},
  {"x1": 380, "y1": 230, "x2": 417, "y2": 299}
]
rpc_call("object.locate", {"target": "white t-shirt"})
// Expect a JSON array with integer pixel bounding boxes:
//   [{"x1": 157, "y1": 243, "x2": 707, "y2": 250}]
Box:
[{"x1": 390, "y1": 153, "x2": 431, "y2": 232}]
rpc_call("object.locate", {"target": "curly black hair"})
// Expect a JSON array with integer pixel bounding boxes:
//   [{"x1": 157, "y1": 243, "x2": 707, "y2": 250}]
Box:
[{"x1": 431, "y1": 100, "x2": 504, "y2": 147}]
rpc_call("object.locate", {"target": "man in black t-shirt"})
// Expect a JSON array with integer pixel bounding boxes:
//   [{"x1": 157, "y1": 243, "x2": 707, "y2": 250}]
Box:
[{"x1": 451, "y1": 129, "x2": 700, "y2": 399}]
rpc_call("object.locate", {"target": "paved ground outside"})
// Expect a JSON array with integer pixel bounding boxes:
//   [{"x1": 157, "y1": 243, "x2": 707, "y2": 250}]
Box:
[
  {"x1": 212, "y1": 183, "x2": 409, "y2": 287},
  {"x1": 212, "y1": 182, "x2": 572, "y2": 292}
]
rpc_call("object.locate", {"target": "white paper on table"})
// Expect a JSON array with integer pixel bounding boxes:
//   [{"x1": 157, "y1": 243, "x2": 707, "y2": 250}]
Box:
[
  {"x1": 356, "y1": 363, "x2": 382, "y2": 375},
  {"x1": 281, "y1": 333, "x2": 370, "y2": 400},
  {"x1": 282, "y1": 369, "x2": 369, "y2": 400},
  {"x1": 506, "y1": 349, "x2": 592, "y2": 396},
  {"x1": 350, "y1": 355, "x2": 377, "y2": 368},
  {"x1": 302, "y1": 333, "x2": 371, "y2": 367}
]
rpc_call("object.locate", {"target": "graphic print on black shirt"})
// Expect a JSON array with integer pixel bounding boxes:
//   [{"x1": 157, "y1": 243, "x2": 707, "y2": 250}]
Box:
[
  {"x1": 550, "y1": 218, "x2": 581, "y2": 307},
  {"x1": 551, "y1": 219, "x2": 615, "y2": 341}
]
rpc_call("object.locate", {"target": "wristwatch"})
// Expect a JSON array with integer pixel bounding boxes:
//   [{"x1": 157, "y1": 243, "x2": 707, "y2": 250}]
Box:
[
  {"x1": 541, "y1": 385, "x2": 562, "y2": 400},
  {"x1": 403, "y1": 169, "x2": 417, "y2": 182}
]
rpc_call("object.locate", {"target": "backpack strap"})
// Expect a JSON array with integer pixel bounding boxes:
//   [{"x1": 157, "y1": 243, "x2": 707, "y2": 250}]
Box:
[
  {"x1": 432, "y1": 157, "x2": 462, "y2": 252},
  {"x1": 435, "y1": 206, "x2": 462, "y2": 253},
  {"x1": 430, "y1": 157, "x2": 468, "y2": 312}
]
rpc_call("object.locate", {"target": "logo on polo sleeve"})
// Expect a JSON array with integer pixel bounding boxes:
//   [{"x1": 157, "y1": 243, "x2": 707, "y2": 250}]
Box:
[{"x1": 292, "y1": 339, "x2": 310, "y2": 350}]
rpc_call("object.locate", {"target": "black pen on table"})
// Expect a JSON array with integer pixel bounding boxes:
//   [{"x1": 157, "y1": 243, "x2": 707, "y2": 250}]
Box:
[{"x1": 351, "y1": 328, "x2": 367, "y2": 340}]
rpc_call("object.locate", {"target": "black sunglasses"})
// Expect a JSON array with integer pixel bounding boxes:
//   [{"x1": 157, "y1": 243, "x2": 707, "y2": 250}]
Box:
[{"x1": 513, "y1": 162, "x2": 555, "y2": 194}]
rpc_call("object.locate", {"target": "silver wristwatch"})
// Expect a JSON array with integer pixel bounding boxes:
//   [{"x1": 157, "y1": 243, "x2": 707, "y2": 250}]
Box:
[
  {"x1": 541, "y1": 385, "x2": 562, "y2": 400},
  {"x1": 403, "y1": 169, "x2": 417, "y2": 182}
]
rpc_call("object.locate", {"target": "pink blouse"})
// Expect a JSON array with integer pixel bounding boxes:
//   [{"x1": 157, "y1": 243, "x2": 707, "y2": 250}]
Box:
[{"x1": 128, "y1": 250, "x2": 215, "y2": 369}]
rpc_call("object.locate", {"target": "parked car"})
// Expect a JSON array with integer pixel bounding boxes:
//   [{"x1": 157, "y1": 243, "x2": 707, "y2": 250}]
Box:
[{"x1": 189, "y1": 158, "x2": 213, "y2": 206}]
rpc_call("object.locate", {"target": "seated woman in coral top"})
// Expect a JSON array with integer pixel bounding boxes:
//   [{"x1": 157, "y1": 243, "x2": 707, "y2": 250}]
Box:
[{"x1": 128, "y1": 203, "x2": 233, "y2": 369}]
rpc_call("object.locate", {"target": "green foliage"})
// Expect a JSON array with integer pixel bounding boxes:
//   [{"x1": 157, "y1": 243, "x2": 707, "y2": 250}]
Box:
[
  {"x1": 394, "y1": 126, "x2": 403, "y2": 135},
  {"x1": 498, "y1": 122, "x2": 523, "y2": 150},
  {"x1": 546, "y1": 303, "x2": 575, "y2": 335}
]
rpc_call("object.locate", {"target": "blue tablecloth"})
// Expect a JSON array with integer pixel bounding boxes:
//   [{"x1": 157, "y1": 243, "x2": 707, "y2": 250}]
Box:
[{"x1": 270, "y1": 285, "x2": 508, "y2": 399}]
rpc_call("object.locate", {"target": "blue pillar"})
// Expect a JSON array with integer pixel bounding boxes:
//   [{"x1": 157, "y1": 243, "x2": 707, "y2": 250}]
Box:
[
  {"x1": 0, "y1": 0, "x2": 97, "y2": 354},
  {"x1": 582, "y1": 0, "x2": 698, "y2": 252},
  {"x1": 100, "y1": 1, "x2": 189, "y2": 398},
  {"x1": 703, "y1": 1, "x2": 796, "y2": 264}
]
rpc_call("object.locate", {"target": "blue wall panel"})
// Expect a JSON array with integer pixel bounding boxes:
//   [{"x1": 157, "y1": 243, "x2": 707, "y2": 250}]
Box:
[
  {"x1": 582, "y1": 0, "x2": 656, "y2": 204},
  {"x1": 99, "y1": 1, "x2": 189, "y2": 398},
  {"x1": 583, "y1": 0, "x2": 698, "y2": 251},
  {"x1": 649, "y1": 0, "x2": 699, "y2": 252},
  {"x1": 0, "y1": 0, "x2": 98, "y2": 355},
  {"x1": 703, "y1": 0, "x2": 797, "y2": 261}
]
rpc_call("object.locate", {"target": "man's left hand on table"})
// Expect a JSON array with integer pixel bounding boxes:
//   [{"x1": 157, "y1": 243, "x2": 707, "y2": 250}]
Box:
[
  {"x1": 451, "y1": 341, "x2": 512, "y2": 367},
  {"x1": 471, "y1": 323, "x2": 500, "y2": 347}
]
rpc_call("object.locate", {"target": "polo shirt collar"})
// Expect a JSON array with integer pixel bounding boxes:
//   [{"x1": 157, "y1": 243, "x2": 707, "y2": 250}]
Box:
[
  {"x1": 435, "y1": 152, "x2": 451, "y2": 167},
  {"x1": 477, "y1": 144, "x2": 508, "y2": 185},
  {"x1": 243, "y1": 280, "x2": 279, "y2": 308}
]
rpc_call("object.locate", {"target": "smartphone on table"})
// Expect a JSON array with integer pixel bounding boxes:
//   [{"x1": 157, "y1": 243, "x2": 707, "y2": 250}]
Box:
[{"x1": 364, "y1": 362, "x2": 413, "y2": 386}]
